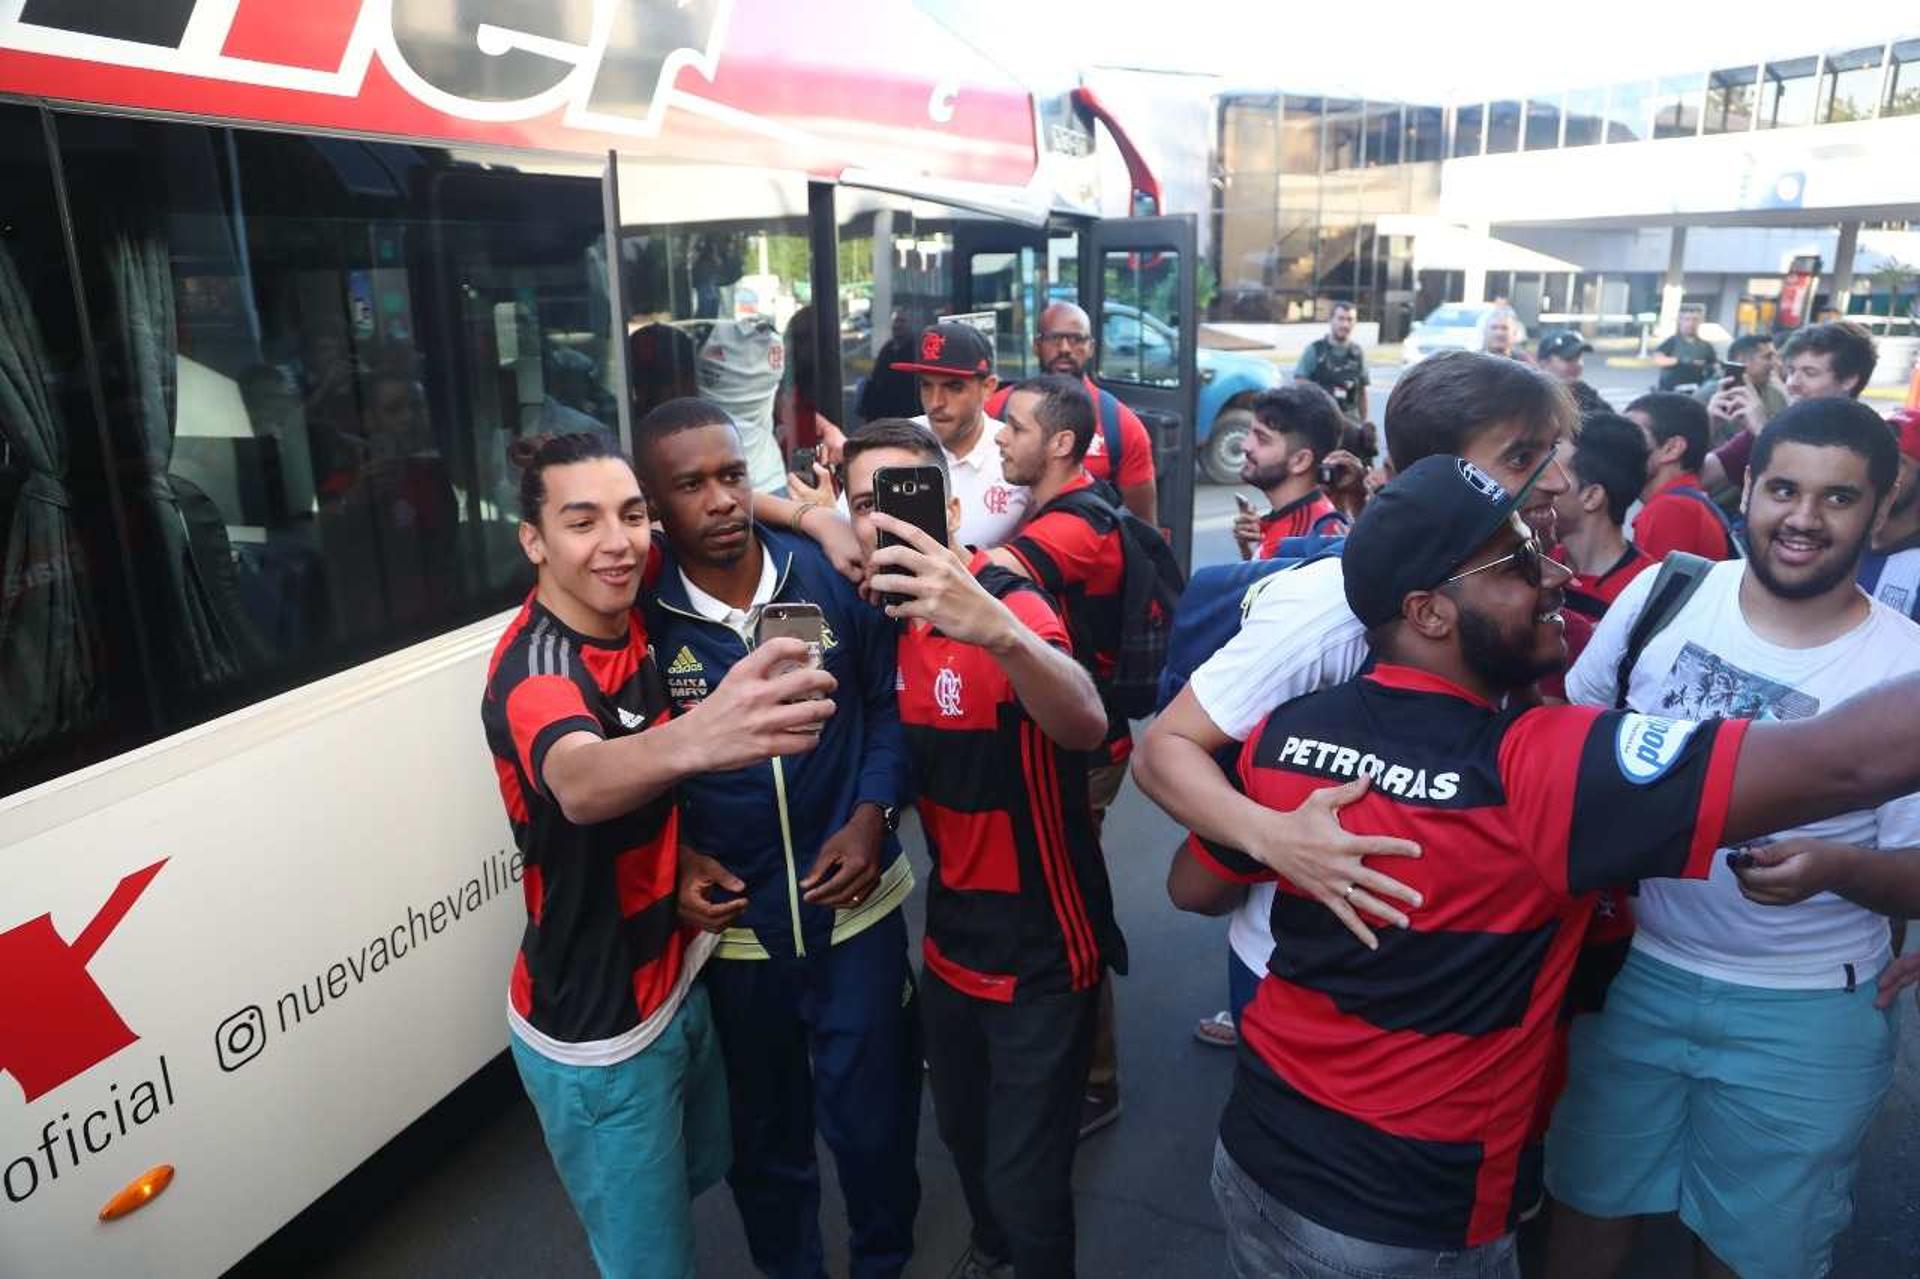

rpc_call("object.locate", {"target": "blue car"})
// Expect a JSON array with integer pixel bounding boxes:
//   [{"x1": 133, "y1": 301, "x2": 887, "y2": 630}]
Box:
[{"x1": 1095, "y1": 299, "x2": 1283, "y2": 485}]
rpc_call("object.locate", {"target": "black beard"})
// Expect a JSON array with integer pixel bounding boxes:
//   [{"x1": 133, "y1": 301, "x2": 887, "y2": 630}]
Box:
[
  {"x1": 1242, "y1": 462, "x2": 1291, "y2": 491},
  {"x1": 1747, "y1": 523, "x2": 1871, "y2": 601},
  {"x1": 1456, "y1": 598, "x2": 1561, "y2": 692}
]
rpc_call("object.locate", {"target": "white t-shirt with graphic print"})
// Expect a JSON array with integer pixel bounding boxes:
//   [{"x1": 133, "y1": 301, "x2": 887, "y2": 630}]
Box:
[{"x1": 1565, "y1": 560, "x2": 1920, "y2": 989}]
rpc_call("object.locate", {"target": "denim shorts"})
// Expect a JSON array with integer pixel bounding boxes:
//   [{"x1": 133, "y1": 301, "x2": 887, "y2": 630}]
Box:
[
  {"x1": 1211, "y1": 1140, "x2": 1519, "y2": 1279},
  {"x1": 1545, "y1": 949, "x2": 1897, "y2": 1279},
  {"x1": 510, "y1": 984, "x2": 731, "y2": 1279}
]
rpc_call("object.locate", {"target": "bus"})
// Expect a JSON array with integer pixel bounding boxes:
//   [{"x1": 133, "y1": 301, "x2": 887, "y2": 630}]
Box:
[{"x1": 0, "y1": 1, "x2": 1199, "y2": 1273}]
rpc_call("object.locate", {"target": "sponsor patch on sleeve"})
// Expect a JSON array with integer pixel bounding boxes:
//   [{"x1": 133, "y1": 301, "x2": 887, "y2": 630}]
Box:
[{"x1": 1613, "y1": 713, "x2": 1700, "y2": 785}]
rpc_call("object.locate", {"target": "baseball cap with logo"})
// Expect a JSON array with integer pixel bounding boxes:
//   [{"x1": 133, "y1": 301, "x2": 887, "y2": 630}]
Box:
[
  {"x1": 891, "y1": 321, "x2": 995, "y2": 379},
  {"x1": 1536, "y1": 330, "x2": 1593, "y2": 362},
  {"x1": 1342, "y1": 453, "x2": 1554, "y2": 628}
]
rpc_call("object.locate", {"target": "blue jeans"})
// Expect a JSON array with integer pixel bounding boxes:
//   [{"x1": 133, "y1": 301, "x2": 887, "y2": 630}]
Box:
[{"x1": 1211, "y1": 1140, "x2": 1519, "y2": 1279}]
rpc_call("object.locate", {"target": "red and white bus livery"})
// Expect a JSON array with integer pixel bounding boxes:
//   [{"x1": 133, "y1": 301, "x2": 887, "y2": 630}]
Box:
[{"x1": 0, "y1": 3, "x2": 1196, "y2": 1273}]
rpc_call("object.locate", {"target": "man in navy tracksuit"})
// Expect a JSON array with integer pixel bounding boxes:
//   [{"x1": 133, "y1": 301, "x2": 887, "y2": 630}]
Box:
[{"x1": 635, "y1": 398, "x2": 917, "y2": 1279}]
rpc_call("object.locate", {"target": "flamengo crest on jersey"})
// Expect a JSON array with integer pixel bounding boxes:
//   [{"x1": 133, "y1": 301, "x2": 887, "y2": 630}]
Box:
[{"x1": 1614, "y1": 713, "x2": 1700, "y2": 784}]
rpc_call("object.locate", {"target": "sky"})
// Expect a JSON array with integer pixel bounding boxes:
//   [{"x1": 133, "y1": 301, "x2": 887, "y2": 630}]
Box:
[{"x1": 925, "y1": 0, "x2": 1916, "y2": 102}]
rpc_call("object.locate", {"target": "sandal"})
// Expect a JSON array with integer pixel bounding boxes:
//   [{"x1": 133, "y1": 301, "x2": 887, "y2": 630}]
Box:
[{"x1": 1193, "y1": 1010, "x2": 1238, "y2": 1048}]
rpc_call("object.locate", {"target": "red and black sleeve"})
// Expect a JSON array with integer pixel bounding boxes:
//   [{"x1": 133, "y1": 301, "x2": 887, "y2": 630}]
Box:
[{"x1": 1500, "y1": 706, "x2": 1749, "y2": 896}]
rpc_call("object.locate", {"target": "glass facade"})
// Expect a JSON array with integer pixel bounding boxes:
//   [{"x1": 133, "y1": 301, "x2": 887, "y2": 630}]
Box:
[{"x1": 1210, "y1": 34, "x2": 1920, "y2": 344}]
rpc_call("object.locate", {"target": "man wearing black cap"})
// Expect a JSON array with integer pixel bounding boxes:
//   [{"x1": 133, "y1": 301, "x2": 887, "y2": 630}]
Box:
[
  {"x1": 887, "y1": 321, "x2": 1031, "y2": 547},
  {"x1": 1537, "y1": 330, "x2": 1610, "y2": 417},
  {"x1": 1168, "y1": 453, "x2": 1920, "y2": 1278}
]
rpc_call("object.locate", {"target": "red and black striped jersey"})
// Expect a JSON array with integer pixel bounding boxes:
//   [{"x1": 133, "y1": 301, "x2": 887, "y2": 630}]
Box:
[
  {"x1": 897, "y1": 555, "x2": 1126, "y2": 1001},
  {"x1": 1007, "y1": 473, "x2": 1131, "y2": 763},
  {"x1": 480, "y1": 593, "x2": 695, "y2": 1058},
  {"x1": 1255, "y1": 489, "x2": 1347, "y2": 559},
  {"x1": 1193, "y1": 663, "x2": 1747, "y2": 1250}
]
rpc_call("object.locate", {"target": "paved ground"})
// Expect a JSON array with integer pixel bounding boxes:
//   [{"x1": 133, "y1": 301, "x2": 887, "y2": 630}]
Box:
[{"x1": 238, "y1": 367, "x2": 1920, "y2": 1277}]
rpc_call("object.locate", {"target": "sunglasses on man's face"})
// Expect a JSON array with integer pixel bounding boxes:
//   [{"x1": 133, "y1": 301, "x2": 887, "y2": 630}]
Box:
[{"x1": 1443, "y1": 538, "x2": 1567, "y2": 588}]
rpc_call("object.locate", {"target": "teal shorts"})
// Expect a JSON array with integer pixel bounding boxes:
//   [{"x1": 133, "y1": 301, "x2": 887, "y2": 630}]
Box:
[
  {"x1": 1545, "y1": 949, "x2": 1896, "y2": 1279},
  {"x1": 509, "y1": 983, "x2": 731, "y2": 1279}
]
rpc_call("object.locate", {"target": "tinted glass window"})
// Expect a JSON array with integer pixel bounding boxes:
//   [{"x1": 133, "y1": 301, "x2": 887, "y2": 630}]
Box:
[
  {"x1": 1099, "y1": 251, "x2": 1181, "y2": 388},
  {"x1": 1564, "y1": 88, "x2": 1606, "y2": 146},
  {"x1": 50, "y1": 113, "x2": 617, "y2": 746},
  {"x1": 1486, "y1": 100, "x2": 1522, "y2": 154},
  {"x1": 1886, "y1": 40, "x2": 1920, "y2": 117},
  {"x1": 614, "y1": 161, "x2": 812, "y2": 477},
  {"x1": 1607, "y1": 81, "x2": 1651, "y2": 142},
  {"x1": 1652, "y1": 73, "x2": 1704, "y2": 138},
  {"x1": 1452, "y1": 104, "x2": 1484, "y2": 157},
  {"x1": 1760, "y1": 57, "x2": 1819, "y2": 128},
  {"x1": 1820, "y1": 46, "x2": 1884, "y2": 122},
  {"x1": 1364, "y1": 104, "x2": 1402, "y2": 166},
  {"x1": 1325, "y1": 100, "x2": 1363, "y2": 171},
  {"x1": 1524, "y1": 98, "x2": 1562, "y2": 150},
  {"x1": 1706, "y1": 66, "x2": 1758, "y2": 133},
  {"x1": 837, "y1": 196, "x2": 958, "y2": 427},
  {"x1": 1281, "y1": 97, "x2": 1324, "y2": 172},
  {"x1": 1405, "y1": 106, "x2": 1446, "y2": 162},
  {"x1": 0, "y1": 105, "x2": 157, "y2": 797}
]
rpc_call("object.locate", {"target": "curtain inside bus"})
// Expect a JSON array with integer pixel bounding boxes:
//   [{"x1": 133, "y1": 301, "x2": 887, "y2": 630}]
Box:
[
  {"x1": 2, "y1": 106, "x2": 622, "y2": 799},
  {"x1": 0, "y1": 243, "x2": 98, "y2": 761}
]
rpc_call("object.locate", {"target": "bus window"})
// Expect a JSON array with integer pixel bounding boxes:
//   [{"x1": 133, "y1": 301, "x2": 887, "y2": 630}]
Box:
[
  {"x1": 613, "y1": 160, "x2": 814, "y2": 468},
  {"x1": 1098, "y1": 250, "x2": 1183, "y2": 389},
  {"x1": 837, "y1": 195, "x2": 960, "y2": 428},
  {"x1": 44, "y1": 112, "x2": 618, "y2": 752},
  {"x1": 0, "y1": 104, "x2": 156, "y2": 798}
]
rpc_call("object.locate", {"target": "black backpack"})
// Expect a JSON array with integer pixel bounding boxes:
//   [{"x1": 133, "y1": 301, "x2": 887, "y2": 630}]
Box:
[
  {"x1": 1613, "y1": 552, "x2": 1714, "y2": 708},
  {"x1": 1039, "y1": 482, "x2": 1186, "y2": 720}
]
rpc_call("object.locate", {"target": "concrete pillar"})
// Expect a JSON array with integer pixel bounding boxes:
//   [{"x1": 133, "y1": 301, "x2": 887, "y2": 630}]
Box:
[
  {"x1": 1656, "y1": 225, "x2": 1688, "y2": 334},
  {"x1": 1461, "y1": 221, "x2": 1490, "y2": 304},
  {"x1": 1830, "y1": 220, "x2": 1861, "y2": 316}
]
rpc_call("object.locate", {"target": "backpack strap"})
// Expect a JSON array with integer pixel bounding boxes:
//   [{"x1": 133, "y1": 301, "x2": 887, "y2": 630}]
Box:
[
  {"x1": 1614, "y1": 552, "x2": 1713, "y2": 709},
  {"x1": 1093, "y1": 387, "x2": 1125, "y2": 477},
  {"x1": 1307, "y1": 508, "x2": 1351, "y2": 538}
]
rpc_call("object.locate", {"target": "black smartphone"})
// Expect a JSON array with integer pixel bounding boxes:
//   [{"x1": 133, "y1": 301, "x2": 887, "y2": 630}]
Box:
[
  {"x1": 1725, "y1": 848, "x2": 1757, "y2": 872},
  {"x1": 1720, "y1": 360, "x2": 1746, "y2": 389},
  {"x1": 1317, "y1": 461, "x2": 1340, "y2": 486},
  {"x1": 873, "y1": 465, "x2": 949, "y2": 607},
  {"x1": 788, "y1": 446, "x2": 817, "y2": 482}
]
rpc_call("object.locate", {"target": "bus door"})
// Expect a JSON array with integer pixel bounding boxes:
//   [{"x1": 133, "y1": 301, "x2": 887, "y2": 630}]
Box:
[
  {"x1": 952, "y1": 220, "x2": 1077, "y2": 382},
  {"x1": 1084, "y1": 215, "x2": 1198, "y2": 569}
]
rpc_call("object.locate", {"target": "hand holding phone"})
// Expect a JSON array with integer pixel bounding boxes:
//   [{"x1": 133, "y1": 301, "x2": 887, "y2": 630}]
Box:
[
  {"x1": 1234, "y1": 493, "x2": 1255, "y2": 515},
  {"x1": 755, "y1": 603, "x2": 828, "y2": 731}
]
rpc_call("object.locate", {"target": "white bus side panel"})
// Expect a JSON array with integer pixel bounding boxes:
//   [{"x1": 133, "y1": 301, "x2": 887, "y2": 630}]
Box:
[{"x1": 1, "y1": 611, "x2": 523, "y2": 1277}]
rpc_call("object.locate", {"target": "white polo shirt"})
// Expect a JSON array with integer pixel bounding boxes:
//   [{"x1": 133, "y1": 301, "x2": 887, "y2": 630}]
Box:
[{"x1": 920, "y1": 414, "x2": 1029, "y2": 548}]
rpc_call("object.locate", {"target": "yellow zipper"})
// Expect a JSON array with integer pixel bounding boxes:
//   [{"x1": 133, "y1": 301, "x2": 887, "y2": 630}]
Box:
[{"x1": 770, "y1": 757, "x2": 806, "y2": 957}]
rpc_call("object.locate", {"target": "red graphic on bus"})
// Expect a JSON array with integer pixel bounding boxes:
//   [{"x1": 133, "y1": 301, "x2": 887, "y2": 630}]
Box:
[{"x1": 0, "y1": 859, "x2": 167, "y2": 1103}]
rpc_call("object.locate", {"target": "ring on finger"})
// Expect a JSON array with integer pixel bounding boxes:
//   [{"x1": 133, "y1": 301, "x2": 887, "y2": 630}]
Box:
[{"x1": 1342, "y1": 883, "x2": 1356, "y2": 902}]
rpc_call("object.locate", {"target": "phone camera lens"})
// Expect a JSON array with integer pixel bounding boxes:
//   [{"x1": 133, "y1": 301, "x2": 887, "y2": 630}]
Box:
[{"x1": 902, "y1": 482, "x2": 918, "y2": 495}]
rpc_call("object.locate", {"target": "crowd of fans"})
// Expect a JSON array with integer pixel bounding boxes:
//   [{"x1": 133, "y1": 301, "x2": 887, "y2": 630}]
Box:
[{"x1": 480, "y1": 305, "x2": 1920, "y2": 1279}]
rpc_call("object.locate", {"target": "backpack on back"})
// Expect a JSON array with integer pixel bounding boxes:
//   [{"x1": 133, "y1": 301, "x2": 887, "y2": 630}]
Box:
[
  {"x1": 1155, "y1": 530, "x2": 1346, "y2": 711},
  {"x1": 1041, "y1": 482, "x2": 1185, "y2": 720}
]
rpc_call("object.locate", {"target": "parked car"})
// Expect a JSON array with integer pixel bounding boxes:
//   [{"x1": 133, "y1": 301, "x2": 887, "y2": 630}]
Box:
[
  {"x1": 1401, "y1": 302, "x2": 1528, "y2": 364},
  {"x1": 1079, "y1": 295, "x2": 1283, "y2": 485}
]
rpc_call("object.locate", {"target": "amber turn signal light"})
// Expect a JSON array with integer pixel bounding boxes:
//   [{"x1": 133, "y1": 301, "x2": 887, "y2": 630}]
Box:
[{"x1": 99, "y1": 1164, "x2": 174, "y2": 1221}]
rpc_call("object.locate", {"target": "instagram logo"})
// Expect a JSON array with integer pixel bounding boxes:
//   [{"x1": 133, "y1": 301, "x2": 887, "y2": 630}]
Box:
[{"x1": 214, "y1": 1005, "x2": 267, "y2": 1072}]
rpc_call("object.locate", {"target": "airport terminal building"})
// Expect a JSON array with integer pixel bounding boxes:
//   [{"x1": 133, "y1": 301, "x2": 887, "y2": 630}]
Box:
[{"x1": 1211, "y1": 33, "x2": 1920, "y2": 380}]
